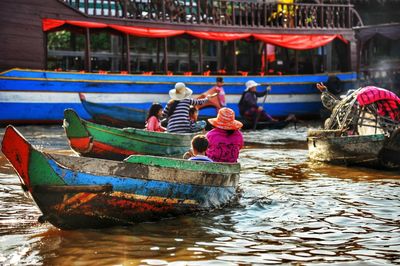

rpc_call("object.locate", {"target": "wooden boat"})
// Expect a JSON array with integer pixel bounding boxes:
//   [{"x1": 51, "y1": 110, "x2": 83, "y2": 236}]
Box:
[
  {"x1": 308, "y1": 129, "x2": 386, "y2": 167},
  {"x1": 307, "y1": 85, "x2": 400, "y2": 169},
  {"x1": 79, "y1": 91, "x2": 291, "y2": 130},
  {"x1": 64, "y1": 109, "x2": 197, "y2": 160},
  {"x1": 79, "y1": 93, "x2": 146, "y2": 128},
  {"x1": 1, "y1": 125, "x2": 240, "y2": 229},
  {"x1": 0, "y1": 1, "x2": 365, "y2": 125},
  {"x1": 0, "y1": 69, "x2": 357, "y2": 125}
]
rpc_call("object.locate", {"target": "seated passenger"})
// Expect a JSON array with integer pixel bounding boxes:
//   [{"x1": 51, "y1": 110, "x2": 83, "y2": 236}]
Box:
[
  {"x1": 163, "y1": 82, "x2": 213, "y2": 133},
  {"x1": 206, "y1": 107, "x2": 244, "y2": 163},
  {"x1": 187, "y1": 135, "x2": 213, "y2": 162},
  {"x1": 238, "y1": 80, "x2": 277, "y2": 122},
  {"x1": 189, "y1": 106, "x2": 206, "y2": 132},
  {"x1": 145, "y1": 103, "x2": 166, "y2": 132}
]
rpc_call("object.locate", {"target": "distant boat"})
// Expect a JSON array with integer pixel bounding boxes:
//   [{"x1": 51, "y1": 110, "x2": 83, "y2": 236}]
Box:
[
  {"x1": 79, "y1": 92, "x2": 291, "y2": 130},
  {"x1": 1, "y1": 125, "x2": 240, "y2": 229},
  {"x1": 307, "y1": 129, "x2": 399, "y2": 168},
  {"x1": 79, "y1": 93, "x2": 146, "y2": 128},
  {"x1": 64, "y1": 109, "x2": 197, "y2": 160},
  {"x1": 307, "y1": 85, "x2": 400, "y2": 169}
]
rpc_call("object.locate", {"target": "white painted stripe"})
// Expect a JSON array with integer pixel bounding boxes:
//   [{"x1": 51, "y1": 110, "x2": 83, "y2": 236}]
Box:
[{"x1": 0, "y1": 91, "x2": 321, "y2": 104}]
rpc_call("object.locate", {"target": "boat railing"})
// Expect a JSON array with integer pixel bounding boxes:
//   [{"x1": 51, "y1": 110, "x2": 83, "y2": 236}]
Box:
[{"x1": 60, "y1": 0, "x2": 363, "y2": 30}]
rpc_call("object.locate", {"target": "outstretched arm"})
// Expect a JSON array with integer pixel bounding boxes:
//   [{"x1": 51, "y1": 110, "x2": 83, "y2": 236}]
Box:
[{"x1": 316, "y1": 82, "x2": 327, "y2": 92}]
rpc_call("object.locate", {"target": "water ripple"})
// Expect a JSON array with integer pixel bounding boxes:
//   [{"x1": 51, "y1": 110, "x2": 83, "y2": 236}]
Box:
[{"x1": 0, "y1": 125, "x2": 399, "y2": 265}]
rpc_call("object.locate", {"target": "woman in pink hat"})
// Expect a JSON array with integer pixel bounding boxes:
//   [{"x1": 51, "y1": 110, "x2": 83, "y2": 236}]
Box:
[{"x1": 206, "y1": 107, "x2": 244, "y2": 163}]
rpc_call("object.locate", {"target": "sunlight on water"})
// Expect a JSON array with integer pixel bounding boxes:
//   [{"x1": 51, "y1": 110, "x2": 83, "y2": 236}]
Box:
[{"x1": 0, "y1": 125, "x2": 399, "y2": 265}]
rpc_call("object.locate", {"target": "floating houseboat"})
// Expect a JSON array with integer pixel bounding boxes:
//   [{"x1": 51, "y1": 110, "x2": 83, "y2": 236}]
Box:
[{"x1": 0, "y1": 0, "x2": 364, "y2": 124}]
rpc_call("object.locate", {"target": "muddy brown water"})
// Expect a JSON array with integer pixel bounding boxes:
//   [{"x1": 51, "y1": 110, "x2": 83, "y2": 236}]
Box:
[{"x1": 0, "y1": 124, "x2": 399, "y2": 265}]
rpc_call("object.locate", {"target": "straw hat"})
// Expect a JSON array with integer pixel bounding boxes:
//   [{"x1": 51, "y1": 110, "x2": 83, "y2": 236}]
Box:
[
  {"x1": 245, "y1": 80, "x2": 260, "y2": 91},
  {"x1": 208, "y1": 108, "x2": 243, "y2": 130},
  {"x1": 169, "y1": 82, "x2": 193, "y2": 100}
]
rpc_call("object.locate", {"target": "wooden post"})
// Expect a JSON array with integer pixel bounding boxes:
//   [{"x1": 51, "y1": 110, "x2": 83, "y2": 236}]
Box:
[
  {"x1": 125, "y1": 34, "x2": 131, "y2": 73},
  {"x1": 326, "y1": 42, "x2": 332, "y2": 72},
  {"x1": 122, "y1": 0, "x2": 127, "y2": 17},
  {"x1": 163, "y1": 37, "x2": 168, "y2": 73},
  {"x1": 162, "y1": 0, "x2": 166, "y2": 21},
  {"x1": 43, "y1": 31, "x2": 48, "y2": 70},
  {"x1": 357, "y1": 41, "x2": 363, "y2": 78},
  {"x1": 196, "y1": 0, "x2": 201, "y2": 24},
  {"x1": 199, "y1": 39, "x2": 203, "y2": 73},
  {"x1": 217, "y1": 41, "x2": 222, "y2": 71},
  {"x1": 249, "y1": 40, "x2": 254, "y2": 74},
  {"x1": 233, "y1": 40, "x2": 237, "y2": 74},
  {"x1": 156, "y1": 38, "x2": 160, "y2": 72},
  {"x1": 189, "y1": 39, "x2": 192, "y2": 71},
  {"x1": 349, "y1": 37, "x2": 358, "y2": 73},
  {"x1": 264, "y1": 43, "x2": 268, "y2": 74},
  {"x1": 85, "y1": 28, "x2": 92, "y2": 72}
]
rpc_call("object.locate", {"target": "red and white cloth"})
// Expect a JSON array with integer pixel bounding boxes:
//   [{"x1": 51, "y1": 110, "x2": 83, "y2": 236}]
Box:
[{"x1": 356, "y1": 86, "x2": 400, "y2": 121}]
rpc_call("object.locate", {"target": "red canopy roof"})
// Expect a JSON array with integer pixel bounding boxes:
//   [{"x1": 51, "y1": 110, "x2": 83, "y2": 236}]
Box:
[{"x1": 42, "y1": 18, "x2": 348, "y2": 50}]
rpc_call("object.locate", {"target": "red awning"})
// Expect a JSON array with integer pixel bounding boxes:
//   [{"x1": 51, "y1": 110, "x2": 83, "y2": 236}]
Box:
[
  {"x1": 253, "y1": 34, "x2": 348, "y2": 50},
  {"x1": 110, "y1": 25, "x2": 184, "y2": 38},
  {"x1": 187, "y1": 31, "x2": 251, "y2": 41},
  {"x1": 42, "y1": 18, "x2": 348, "y2": 50}
]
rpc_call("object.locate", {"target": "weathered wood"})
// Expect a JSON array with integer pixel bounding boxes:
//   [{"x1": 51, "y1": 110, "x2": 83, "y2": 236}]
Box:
[
  {"x1": 0, "y1": 0, "x2": 360, "y2": 71},
  {"x1": 308, "y1": 131, "x2": 386, "y2": 166},
  {"x1": 33, "y1": 184, "x2": 113, "y2": 193},
  {"x1": 48, "y1": 153, "x2": 239, "y2": 187},
  {"x1": 63, "y1": 108, "x2": 198, "y2": 160},
  {"x1": 1, "y1": 125, "x2": 240, "y2": 229}
]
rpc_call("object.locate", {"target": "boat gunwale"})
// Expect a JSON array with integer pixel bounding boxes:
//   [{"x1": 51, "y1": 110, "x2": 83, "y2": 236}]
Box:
[{"x1": 47, "y1": 153, "x2": 240, "y2": 187}]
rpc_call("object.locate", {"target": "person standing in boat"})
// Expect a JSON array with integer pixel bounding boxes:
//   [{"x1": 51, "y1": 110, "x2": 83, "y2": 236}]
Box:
[
  {"x1": 145, "y1": 103, "x2": 166, "y2": 132},
  {"x1": 238, "y1": 80, "x2": 276, "y2": 122},
  {"x1": 212, "y1": 77, "x2": 227, "y2": 107},
  {"x1": 163, "y1": 82, "x2": 212, "y2": 133},
  {"x1": 206, "y1": 107, "x2": 244, "y2": 163}
]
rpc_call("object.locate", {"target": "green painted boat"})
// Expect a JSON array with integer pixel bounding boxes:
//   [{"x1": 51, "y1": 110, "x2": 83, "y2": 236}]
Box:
[
  {"x1": 2, "y1": 125, "x2": 240, "y2": 229},
  {"x1": 64, "y1": 109, "x2": 198, "y2": 160}
]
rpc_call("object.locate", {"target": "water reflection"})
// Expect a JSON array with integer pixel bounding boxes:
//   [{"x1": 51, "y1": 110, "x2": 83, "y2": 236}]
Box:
[{"x1": 0, "y1": 124, "x2": 399, "y2": 265}]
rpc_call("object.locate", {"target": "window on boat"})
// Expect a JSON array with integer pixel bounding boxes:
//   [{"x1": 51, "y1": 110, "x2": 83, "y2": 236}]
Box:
[
  {"x1": 46, "y1": 28, "x2": 351, "y2": 76},
  {"x1": 47, "y1": 30, "x2": 85, "y2": 71}
]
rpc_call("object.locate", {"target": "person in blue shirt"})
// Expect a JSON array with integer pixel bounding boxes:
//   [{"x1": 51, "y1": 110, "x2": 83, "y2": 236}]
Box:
[{"x1": 188, "y1": 135, "x2": 213, "y2": 162}]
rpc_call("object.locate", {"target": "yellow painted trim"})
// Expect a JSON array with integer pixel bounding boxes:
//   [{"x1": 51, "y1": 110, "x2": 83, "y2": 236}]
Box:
[
  {"x1": 111, "y1": 191, "x2": 198, "y2": 205},
  {"x1": 0, "y1": 68, "x2": 357, "y2": 85},
  {"x1": 0, "y1": 75, "x2": 356, "y2": 86}
]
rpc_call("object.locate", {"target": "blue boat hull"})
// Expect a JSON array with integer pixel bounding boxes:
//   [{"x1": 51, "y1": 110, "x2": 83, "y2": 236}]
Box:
[
  {"x1": 0, "y1": 69, "x2": 357, "y2": 124},
  {"x1": 1, "y1": 125, "x2": 240, "y2": 229}
]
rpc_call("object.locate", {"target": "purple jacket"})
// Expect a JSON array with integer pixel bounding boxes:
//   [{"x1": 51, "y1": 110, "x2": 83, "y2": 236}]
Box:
[
  {"x1": 206, "y1": 128, "x2": 244, "y2": 163},
  {"x1": 238, "y1": 90, "x2": 267, "y2": 116}
]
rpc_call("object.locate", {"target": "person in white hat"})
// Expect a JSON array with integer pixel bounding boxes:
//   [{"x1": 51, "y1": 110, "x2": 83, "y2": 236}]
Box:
[
  {"x1": 238, "y1": 80, "x2": 276, "y2": 122},
  {"x1": 163, "y1": 82, "x2": 215, "y2": 133}
]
